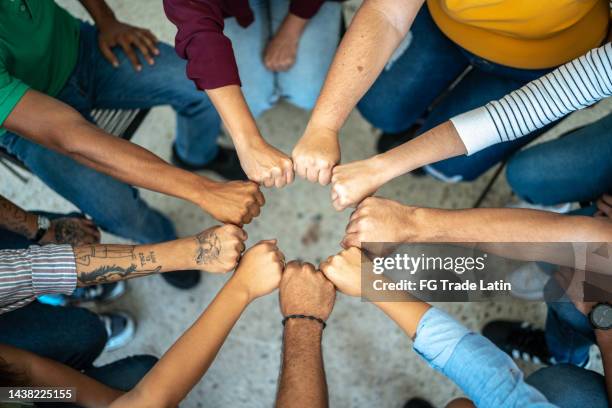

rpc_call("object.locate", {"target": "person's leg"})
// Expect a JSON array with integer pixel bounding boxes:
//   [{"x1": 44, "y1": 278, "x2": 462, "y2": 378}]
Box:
[
  {"x1": 526, "y1": 364, "x2": 608, "y2": 408},
  {"x1": 0, "y1": 132, "x2": 175, "y2": 243},
  {"x1": 82, "y1": 355, "x2": 158, "y2": 391},
  {"x1": 0, "y1": 302, "x2": 106, "y2": 370},
  {"x1": 272, "y1": 0, "x2": 341, "y2": 110},
  {"x1": 355, "y1": 6, "x2": 469, "y2": 134},
  {"x1": 506, "y1": 113, "x2": 612, "y2": 205},
  {"x1": 223, "y1": 1, "x2": 276, "y2": 118}
]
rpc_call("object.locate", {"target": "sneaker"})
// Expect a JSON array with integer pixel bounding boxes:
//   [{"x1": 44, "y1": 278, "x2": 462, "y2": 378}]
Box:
[
  {"x1": 161, "y1": 270, "x2": 201, "y2": 290},
  {"x1": 100, "y1": 311, "x2": 136, "y2": 352},
  {"x1": 507, "y1": 199, "x2": 572, "y2": 214},
  {"x1": 171, "y1": 144, "x2": 248, "y2": 181},
  {"x1": 482, "y1": 320, "x2": 554, "y2": 365},
  {"x1": 403, "y1": 398, "x2": 435, "y2": 408},
  {"x1": 508, "y1": 262, "x2": 551, "y2": 301},
  {"x1": 37, "y1": 282, "x2": 126, "y2": 306}
]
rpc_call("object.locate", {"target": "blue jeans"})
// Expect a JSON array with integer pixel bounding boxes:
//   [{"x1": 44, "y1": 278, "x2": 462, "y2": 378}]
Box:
[
  {"x1": 224, "y1": 0, "x2": 341, "y2": 117},
  {"x1": 507, "y1": 113, "x2": 612, "y2": 205},
  {"x1": 0, "y1": 22, "x2": 222, "y2": 243},
  {"x1": 526, "y1": 364, "x2": 608, "y2": 408},
  {"x1": 356, "y1": 6, "x2": 553, "y2": 181}
]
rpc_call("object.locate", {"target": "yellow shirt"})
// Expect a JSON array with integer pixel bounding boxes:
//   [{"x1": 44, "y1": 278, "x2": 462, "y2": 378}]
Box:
[{"x1": 427, "y1": 0, "x2": 609, "y2": 69}]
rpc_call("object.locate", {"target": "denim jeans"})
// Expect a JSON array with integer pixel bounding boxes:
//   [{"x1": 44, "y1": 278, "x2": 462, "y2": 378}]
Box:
[
  {"x1": 526, "y1": 364, "x2": 608, "y2": 408},
  {"x1": 224, "y1": 0, "x2": 341, "y2": 117},
  {"x1": 356, "y1": 6, "x2": 554, "y2": 181},
  {"x1": 0, "y1": 22, "x2": 222, "y2": 243},
  {"x1": 506, "y1": 113, "x2": 612, "y2": 205}
]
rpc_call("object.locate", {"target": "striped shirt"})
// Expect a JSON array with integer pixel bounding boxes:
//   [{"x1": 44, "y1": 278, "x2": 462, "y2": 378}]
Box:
[
  {"x1": 451, "y1": 42, "x2": 612, "y2": 155},
  {"x1": 0, "y1": 245, "x2": 76, "y2": 314}
]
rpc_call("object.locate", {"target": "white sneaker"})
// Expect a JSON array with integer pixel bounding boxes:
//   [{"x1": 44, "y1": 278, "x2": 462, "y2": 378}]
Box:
[
  {"x1": 509, "y1": 262, "x2": 551, "y2": 301},
  {"x1": 507, "y1": 199, "x2": 572, "y2": 214}
]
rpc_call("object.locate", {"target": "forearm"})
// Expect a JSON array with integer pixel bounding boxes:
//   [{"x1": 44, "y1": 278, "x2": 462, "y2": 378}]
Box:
[
  {"x1": 277, "y1": 13, "x2": 308, "y2": 39},
  {"x1": 206, "y1": 85, "x2": 263, "y2": 146},
  {"x1": 113, "y1": 279, "x2": 250, "y2": 408},
  {"x1": 0, "y1": 195, "x2": 37, "y2": 239},
  {"x1": 596, "y1": 330, "x2": 612, "y2": 402},
  {"x1": 75, "y1": 234, "x2": 210, "y2": 286},
  {"x1": 373, "y1": 298, "x2": 431, "y2": 339},
  {"x1": 276, "y1": 319, "x2": 328, "y2": 408},
  {"x1": 78, "y1": 0, "x2": 117, "y2": 29},
  {"x1": 308, "y1": 0, "x2": 423, "y2": 132},
  {"x1": 374, "y1": 121, "x2": 466, "y2": 183},
  {"x1": 0, "y1": 344, "x2": 122, "y2": 408}
]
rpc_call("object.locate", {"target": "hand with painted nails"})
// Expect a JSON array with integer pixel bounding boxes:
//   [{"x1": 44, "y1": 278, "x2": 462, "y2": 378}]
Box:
[
  {"x1": 229, "y1": 239, "x2": 285, "y2": 302},
  {"x1": 320, "y1": 247, "x2": 362, "y2": 297},
  {"x1": 235, "y1": 138, "x2": 294, "y2": 188},
  {"x1": 98, "y1": 20, "x2": 160, "y2": 71},
  {"x1": 292, "y1": 125, "x2": 340, "y2": 186}
]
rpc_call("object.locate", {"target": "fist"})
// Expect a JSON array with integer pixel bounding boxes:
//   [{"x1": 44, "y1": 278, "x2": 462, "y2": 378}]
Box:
[
  {"x1": 342, "y1": 197, "x2": 416, "y2": 248},
  {"x1": 320, "y1": 247, "x2": 362, "y2": 297},
  {"x1": 331, "y1": 157, "x2": 387, "y2": 211},
  {"x1": 40, "y1": 217, "x2": 101, "y2": 246},
  {"x1": 279, "y1": 262, "x2": 336, "y2": 321},
  {"x1": 595, "y1": 194, "x2": 612, "y2": 219},
  {"x1": 202, "y1": 180, "x2": 265, "y2": 226},
  {"x1": 192, "y1": 225, "x2": 247, "y2": 273},
  {"x1": 236, "y1": 140, "x2": 294, "y2": 188},
  {"x1": 292, "y1": 125, "x2": 340, "y2": 185},
  {"x1": 231, "y1": 239, "x2": 285, "y2": 302}
]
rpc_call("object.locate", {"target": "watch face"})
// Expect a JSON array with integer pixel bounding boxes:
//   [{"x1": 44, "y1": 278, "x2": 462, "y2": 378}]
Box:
[
  {"x1": 38, "y1": 216, "x2": 51, "y2": 230},
  {"x1": 592, "y1": 304, "x2": 612, "y2": 329}
]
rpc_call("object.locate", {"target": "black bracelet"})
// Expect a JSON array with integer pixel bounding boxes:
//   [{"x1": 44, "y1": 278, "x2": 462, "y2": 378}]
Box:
[{"x1": 282, "y1": 314, "x2": 326, "y2": 329}]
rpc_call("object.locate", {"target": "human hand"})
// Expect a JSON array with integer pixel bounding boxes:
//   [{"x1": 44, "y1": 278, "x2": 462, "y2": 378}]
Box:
[
  {"x1": 279, "y1": 262, "x2": 336, "y2": 321},
  {"x1": 235, "y1": 139, "x2": 294, "y2": 188},
  {"x1": 199, "y1": 180, "x2": 265, "y2": 226},
  {"x1": 331, "y1": 156, "x2": 389, "y2": 211},
  {"x1": 191, "y1": 225, "x2": 247, "y2": 273},
  {"x1": 229, "y1": 240, "x2": 285, "y2": 302},
  {"x1": 292, "y1": 125, "x2": 340, "y2": 185},
  {"x1": 39, "y1": 217, "x2": 101, "y2": 246},
  {"x1": 342, "y1": 197, "x2": 420, "y2": 248},
  {"x1": 320, "y1": 247, "x2": 362, "y2": 297},
  {"x1": 595, "y1": 194, "x2": 612, "y2": 219},
  {"x1": 98, "y1": 20, "x2": 159, "y2": 71},
  {"x1": 263, "y1": 13, "x2": 307, "y2": 72}
]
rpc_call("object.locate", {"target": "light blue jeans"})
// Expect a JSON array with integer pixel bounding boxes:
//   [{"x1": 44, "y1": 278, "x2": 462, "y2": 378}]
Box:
[
  {"x1": 224, "y1": 0, "x2": 342, "y2": 117},
  {"x1": 0, "y1": 22, "x2": 223, "y2": 243}
]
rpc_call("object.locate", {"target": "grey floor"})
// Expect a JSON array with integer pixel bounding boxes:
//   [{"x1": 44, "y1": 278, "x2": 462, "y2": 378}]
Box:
[{"x1": 1, "y1": 1, "x2": 610, "y2": 407}]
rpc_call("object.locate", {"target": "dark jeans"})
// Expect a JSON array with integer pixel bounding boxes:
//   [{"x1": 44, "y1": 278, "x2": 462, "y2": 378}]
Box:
[
  {"x1": 507, "y1": 113, "x2": 612, "y2": 205},
  {"x1": 356, "y1": 6, "x2": 553, "y2": 181},
  {"x1": 0, "y1": 22, "x2": 222, "y2": 243}
]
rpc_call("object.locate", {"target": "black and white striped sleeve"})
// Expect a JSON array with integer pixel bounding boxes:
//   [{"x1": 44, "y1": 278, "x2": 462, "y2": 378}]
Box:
[{"x1": 450, "y1": 42, "x2": 612, "y2": 155}]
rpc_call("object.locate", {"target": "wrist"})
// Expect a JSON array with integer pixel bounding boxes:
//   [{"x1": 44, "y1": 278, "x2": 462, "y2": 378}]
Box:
[
  {"x1": 369, "y1": 154, "x2": 396, "y2": 186},
  {"x1": 400, "y1": 207, "x2": 441, "y2": 242},
  {"x1": 94, "y1": 13, "x2": 118, "y2": 31},
  {"x1": 188, "y1": 174, "x2": 220, "y2": 209},
  {"x1": 283, "y1": 316, "x2": 324, "y2": 337},
  {"x1": 277, "y1": 13, "x2": 308, "y2": 39},
  {"x1": 225, "y1": 276, "x2": 255, "y2": 305},
  {"x1": 23, "y1": 213, "x2": 40, "y2": 240}
]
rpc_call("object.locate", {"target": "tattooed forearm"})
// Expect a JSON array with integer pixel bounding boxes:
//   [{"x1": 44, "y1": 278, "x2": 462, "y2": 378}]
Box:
[
  {"x1": 195, "y1": 230, "x2": 221, "y2": 265},
  {"x1": 0, "y1": 195, "x2": 35, "y2": 239},
  {"x1": 75, "y1": 244, "x2": 163, "y2": 285}
]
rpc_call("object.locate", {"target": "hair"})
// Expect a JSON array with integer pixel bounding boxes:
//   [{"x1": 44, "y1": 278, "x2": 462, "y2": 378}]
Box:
[{"x1": 0, "y1": 356, "x2": 25, "y2": 387}]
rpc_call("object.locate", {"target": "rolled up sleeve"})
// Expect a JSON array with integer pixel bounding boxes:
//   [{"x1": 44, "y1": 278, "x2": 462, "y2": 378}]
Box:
[
  {"x1": 0, "y1": 64, "x2": 29, "y2": 132},
  {"x1": 163, "y1": 0, "x2": 242, "y2": 90}
]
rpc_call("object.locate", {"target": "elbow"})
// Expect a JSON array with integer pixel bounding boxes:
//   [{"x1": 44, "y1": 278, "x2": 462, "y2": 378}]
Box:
[{"x1": 47, "y1": 113, "x2": 92, "y2": 157}]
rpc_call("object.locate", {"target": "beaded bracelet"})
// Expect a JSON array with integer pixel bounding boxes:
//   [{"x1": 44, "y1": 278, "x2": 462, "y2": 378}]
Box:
[{"x1": 282, "y1": 314, "x2": 327, "y2": 329}]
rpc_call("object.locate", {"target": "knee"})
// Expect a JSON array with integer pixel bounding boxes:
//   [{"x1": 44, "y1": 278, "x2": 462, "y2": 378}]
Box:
[
  {"x1": 506, "y1": 153, "x2": 541, "y2": 202},
  {"x1": 527, "y1": 364, "x2": 607, "y2": 406}
]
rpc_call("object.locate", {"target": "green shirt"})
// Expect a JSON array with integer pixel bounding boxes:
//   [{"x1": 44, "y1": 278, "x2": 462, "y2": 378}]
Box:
[{"x1": 0, "y1": 0, "x2": 80, "y2": 133}]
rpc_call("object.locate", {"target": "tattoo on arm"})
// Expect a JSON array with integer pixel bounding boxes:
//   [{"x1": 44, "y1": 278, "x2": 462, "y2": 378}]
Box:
[
  {"x1": 195, "y1": 231, "x2": 221, "y2": 265},
  {"x1": 0, "y1": 195, "x2": 33, "y2": 239},
  {"x1": 76, "y1": 245, "x2": 162, "y2": 285}
]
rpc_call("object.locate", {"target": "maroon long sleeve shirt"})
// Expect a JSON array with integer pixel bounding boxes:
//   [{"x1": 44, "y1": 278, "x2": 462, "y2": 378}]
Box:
[{"x1": 163, "y1": 0, "x2": 327, "y2": 90}]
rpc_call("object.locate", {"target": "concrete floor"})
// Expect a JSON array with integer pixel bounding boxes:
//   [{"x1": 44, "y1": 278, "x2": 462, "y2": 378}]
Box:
[{"x1": 1, "y1": 1, "x2": 610, "y2": 407}]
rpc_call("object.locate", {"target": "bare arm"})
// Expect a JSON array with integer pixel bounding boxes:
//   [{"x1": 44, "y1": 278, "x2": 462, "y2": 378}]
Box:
[
  {"x1": 0, "y1": 344, "x2": 122, "y2": 408},
  {"x1": 0, "y1": 195, "x2": 37, "y2": 239}
]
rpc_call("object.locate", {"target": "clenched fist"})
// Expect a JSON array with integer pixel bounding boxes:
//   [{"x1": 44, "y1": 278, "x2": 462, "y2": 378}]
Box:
[
  {"x1": 192, "y1": 225, "x2": 247, "y2": 273},
  {"x1": 236, "y1": 139, "x2": 294, "y2": 188},
  {"x1": 199, "y1": 180, "x2": 265, "y2": 226},
  {"x1": 320, "y1": 247, "x2": 362, "y2": 297},
  {"x1": 331, "y1": 156, "x2": 388, "y2": 211},
  {"x1": 230, "y1": 239, "x2": 285, "y2": 302},
  {"x1": 342, "y1": 197, "x2": 419, "y2": 248},
  {"x1": 292, "y1": 125, "x2": 340, "y2": 185},
  {"x1": 279, "y1": 262, "x2": 336, "y2": 321}
]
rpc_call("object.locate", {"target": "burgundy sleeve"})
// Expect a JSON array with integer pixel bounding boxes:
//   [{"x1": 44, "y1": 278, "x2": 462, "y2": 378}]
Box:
[
  {"x1": 289, "y1": 0, "x2": 326, "y2": 19},
  {"x1": 163, "y1": 0, "x2": 242, "y2": 90}
]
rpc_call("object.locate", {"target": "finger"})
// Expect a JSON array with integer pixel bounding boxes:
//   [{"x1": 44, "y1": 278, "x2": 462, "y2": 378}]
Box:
[
  {"x1": 263, "y1": 175, "x2": 275, "y2": 188},
  {"x1": 249, "y1": 202, "x2": 261, "y2": 218},
  {"x1": 341, "y1": 233, "x2": 361, "y2": 249},
  {"x1": 237, "y1": 241, "x2": 246, "y2": 253},
  {"x1": 345, "y1": 218, "x2": 363, "y2": 234},
  {"x1": 254, "y1": 189, "x2": 265, "y2": 206},
  {"x1": 271, "y1": 167, "x2": 285, "y2": 188},
  {"x1": 597, "y1": 198, "x2": 612, "y2": 216},
  {"x1": 285, "y1": 165, "x2": 295, "y2": 186},
  {"x1": 241, "y1": 213, "x2": 253, "y2": 225},
  {"x1": 119, "y1": 38, "x2": 142, "y2": 71},
  {"x1": 306, "y1": 166, "x2": 320, "y2": 183},
  {"x1": 236, "y1": 228, "x2": 248, "y2": 241},
  {"x1": 99, "y1": 41, "x2": 119, "y2": 67},
  {"x1": 602, "y1": 193, "x2": 612, "y2": 206},
  {"x1": 132, "y1": 35, "x2": 155, "y2": 65},
  {"x1": 349, "y1": 208, "x2": 363, "y2": 222},
  {"x1": 318, "y1": 167, "x2": 332, "y2": 186},
  {"x1": 136, "y1": 30, "x2": 160, "y2": 55},
  {"x1": 332, "y1": 198, "x2": 346, "y2": 212},
  {"x1": 294, "y1": 160, "x2": 307, "y2": 180}
]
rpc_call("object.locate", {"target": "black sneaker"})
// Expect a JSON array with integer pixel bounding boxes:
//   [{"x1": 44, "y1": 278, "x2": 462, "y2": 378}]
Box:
[
  {"x1": 161, "y1": 270, "x2": 201, "y2": 290},
  {"x1": 482, "y1": 320, "x2": 555, "y2": 365},
  {"x1": 403, "y1": 398, "x2": 436, "y2": 408},
  {"x1": 171, "y1": 144, "x2": 248, "y2": 181},
  {"x1": 100, "y1": 311, "x2": 136, "y2": 352}
]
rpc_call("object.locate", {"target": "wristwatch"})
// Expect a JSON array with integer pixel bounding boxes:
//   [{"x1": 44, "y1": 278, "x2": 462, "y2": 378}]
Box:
[
  {"x1": 589, "y1": 302, "x2": 612, "y2": 330},
  {"x1": 33, "y1": 215, "x2": 51, "y2": 243}
]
